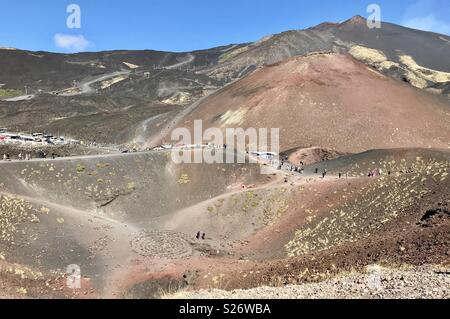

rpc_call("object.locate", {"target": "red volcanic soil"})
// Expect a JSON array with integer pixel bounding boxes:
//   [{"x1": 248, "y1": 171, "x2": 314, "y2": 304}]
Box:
[
  {"x1": 0, "y1": 258, "x2": 97, "y2": 298},
  {"x1": 176, "y1": 53, "x2": 450, "y2": 153},
  {"x1": 0, "y1": 148, "x2": 447, "y2": 298},
  {"x1": 134, "y1": 148, "x2": 448, "y2": 294},
  {"x1": 189, "y1": 174, "x2": 450, "y2": 291}
]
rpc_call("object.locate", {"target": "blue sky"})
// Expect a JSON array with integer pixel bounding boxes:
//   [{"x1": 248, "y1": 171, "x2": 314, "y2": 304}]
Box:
[{"x1": 0, "y1": 0, "x2": 449, "y2": 53}]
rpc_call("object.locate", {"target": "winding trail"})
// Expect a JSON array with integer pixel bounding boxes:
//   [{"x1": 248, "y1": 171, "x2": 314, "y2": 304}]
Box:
[
  {"x1": 165, "y1": 54, "x2": 195, "y2": 70},
  {"x1": 143, "y1": 90, "x2": 219, "y2": 148},
  {"x1": 60, "y1": 70, "x2": 131, "y2": 96},
  {"x1": 3, "y1": 94, "x2": 35, "y2": 102},
  {"x1": 79, "y1": 71, "x2": 130, "y2": 94},
  {"x1": 142, "y1": 77, "x2": 243, "y2": 149}
]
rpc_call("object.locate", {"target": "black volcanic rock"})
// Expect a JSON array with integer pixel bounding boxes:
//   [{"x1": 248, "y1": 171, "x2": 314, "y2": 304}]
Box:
[{"x1": 1, "y1": 15, "x2": 449, "y2": 145}]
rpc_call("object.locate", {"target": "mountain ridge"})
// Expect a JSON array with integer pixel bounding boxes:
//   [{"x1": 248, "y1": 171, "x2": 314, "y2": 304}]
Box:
[{"x1": 1, "y1": 15, "x2": 449, "y2": 145}]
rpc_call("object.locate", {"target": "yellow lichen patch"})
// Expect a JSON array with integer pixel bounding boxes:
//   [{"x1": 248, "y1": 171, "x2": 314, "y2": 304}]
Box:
[
  {"x1": 349, "y1": 46, "x2": 400, "y2": 73},
  {"x1": 178, "y1": 174, "x2": 190, "y2": 185},
  {"x1": 379, "y1": 60, "x2": 398, "y2": 70},
  {"x1": 96, "y1": 162, "x2": 111, "y2": 169},
  {"x1": 219, "y1": 46, "x2": 250, "y2": 64},
  {"x1": 76, "y1": 164, "x2": 86, "y2": 173},
  {"x1": 220, "y1": 108, "x2": 248, "y2": 126},
  {"x1": 40, "y1": 206, "x2": 50, "y2": 214},
  {"x1": 286, "y1": 158, "x2": 449, "y2": 257},
  {"x1": 403, "y1": 71, "x2": 428, "y2": 89},
  {"x1": 101, "y1": 76, "x2": 127, "y2": 89},
  {"x1": 0, "y1": 196, "x2": 43, "y2": 243},
  {"x1": 0, "y1": 88, "x2": 22, "y2": 98},
  {"x1": 162, "y1": 92, "x2": 192, "y2": 105},
  {"x1": 16, "y1": 287, "x2": 27, "y2": 295},
  {"x1": 123, "y1": 62, "x2": 139, "y2": 69},
  {"x1": 4, "y1": 265, "x2": 43, "y2": 281},
  {"x1": 349, "y1": 46, "x2": 450, "y2": 90},
  {"x1": 349, "y1": 46, "x2": 388, "y2": 64},
  {"x1": 262, "y1": 189, "x2": 289, "y2": 226},
  {"x1": 399, "y1": 55, "x2": 450, "y2": 84}
]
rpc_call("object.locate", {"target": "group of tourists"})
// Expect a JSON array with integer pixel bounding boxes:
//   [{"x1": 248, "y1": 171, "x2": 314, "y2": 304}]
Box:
[
  {"x1": 196, "y1": 231, "x2": 206, "y2": 240},
  {"x1": 17, "y1": 153, "x2": 33, "y2": 161},
  {"x1": 1, "y1": 151, "x2": 58, "y2": 161},
  {"x1": 280, "y1": 156, "x2": 306, "y2": 174},
  {"x1": 2, "y1": 153, "x2": 33, "y2": 161},
  {"x1": 288, "y1": 164, "x2": 305, "y2": 174}
]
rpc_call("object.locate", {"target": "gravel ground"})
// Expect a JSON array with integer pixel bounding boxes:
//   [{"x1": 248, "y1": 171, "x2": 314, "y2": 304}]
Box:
[{"x1": 169, "y1": 265, "x2": 450, "y2": 299}]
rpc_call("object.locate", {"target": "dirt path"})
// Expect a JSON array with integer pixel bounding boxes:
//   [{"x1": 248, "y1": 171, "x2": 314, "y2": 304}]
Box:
[
  {"x1": 58, "y1": 71, "x2": 131, "y2": 96},
  {"x1": 78, "y1": 71, "x2": 131, "y2": 94},
  {"x1": 143, "y1": 92, "x2": 219, "y2": 148},
  {"x1": 165, "y1": 54, "x2": 195, "y2": 70},
  {"x1": 143, "y1": 77, "x2": 243, "y2": 149},
  {"x1": 132, "y1": 113, "x2": 166, "y2": 145},
  {"x1": 0, "y1": 149, "x2": 160, "y2": 165},
  {"x1": 3, "y1": 94, "x2": 35, "y2": 102}
]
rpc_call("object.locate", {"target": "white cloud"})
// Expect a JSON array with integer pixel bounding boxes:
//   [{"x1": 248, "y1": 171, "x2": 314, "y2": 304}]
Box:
[
  {"x1": 402, "y1": 14, "x2": 450, "y2": 35},
  {"x1": 54, "y1": 33, "x2": 92, "y2": 52}
]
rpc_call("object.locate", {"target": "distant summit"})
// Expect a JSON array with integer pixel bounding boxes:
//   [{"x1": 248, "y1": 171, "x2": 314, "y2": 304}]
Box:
[{"x1": 341, "y1": 15, "x2": 367, "y2": 25}]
